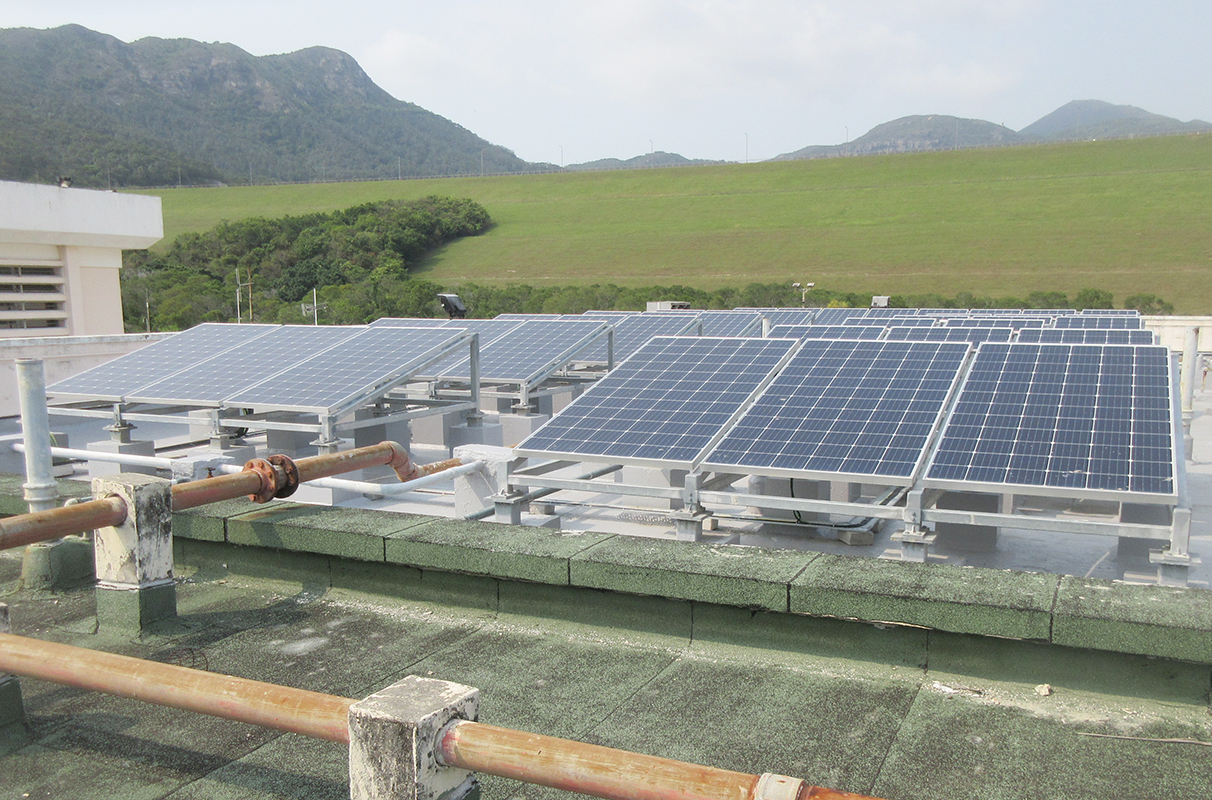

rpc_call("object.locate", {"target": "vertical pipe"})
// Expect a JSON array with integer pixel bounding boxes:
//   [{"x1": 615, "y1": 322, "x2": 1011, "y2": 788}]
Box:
[
  {"x1": 16, "y1": 359, "x2": 59, "y2": 513},
  {"x1": 1181, "y1": 327, "x2": 1198, "y2": 415},
  {"x1": 467, "y1": 333, "x2": 481, "y2": 423}
]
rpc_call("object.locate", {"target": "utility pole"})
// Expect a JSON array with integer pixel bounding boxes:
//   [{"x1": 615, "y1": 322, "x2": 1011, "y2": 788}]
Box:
[
  {"x1": 236, "y1": 268, "x2": 253, "y2": 322},
  {"x1": 301, "y1": 287, "x2": 327, "y2": 325},
  {"x1": 145, "y1": 288, "x2": 151, "y2": 333}
]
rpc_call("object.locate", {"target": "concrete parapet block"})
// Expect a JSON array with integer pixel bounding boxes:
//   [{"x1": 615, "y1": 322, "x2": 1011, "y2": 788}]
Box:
[
  {"x1": 92, "y1": 473, "x2": 176, "y2": 631},
  {"x1": 498, "y1": 413, "x2": 549, "y2": 447},
  {"x1": 0, "y1": 603, "x2": 31, "y2": 755},
  {"x1": 349, "y1": 675, "x2": 480, "y2": 800}
]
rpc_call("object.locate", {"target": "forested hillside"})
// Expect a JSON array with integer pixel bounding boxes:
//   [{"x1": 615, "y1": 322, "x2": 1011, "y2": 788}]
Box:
[
  {"x1": 0, "y1": 25, "x2": 537, "y2": 188},
  {"x1": 122, "y1": 196, "x2": 491, "y2": 329}
]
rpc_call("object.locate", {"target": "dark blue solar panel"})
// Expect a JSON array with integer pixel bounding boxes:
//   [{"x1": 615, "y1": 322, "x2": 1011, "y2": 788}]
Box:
[
  {"x1": 516, "y1": 336, "x2": 798, "y2": 466},
  {"x1": 926, "y1": 344, "x2": 1174, "y2": 496},
  {"x1": 695, "y1": 311, "x2": 763, "y2": 337},
  {"x1": 702, "y1": 340, "x2": 969, "y2": 480},
  {"x1": 1017, "y1": 329, "x2": 1157, "y2": 345},
  {"x1": 846, "y1": 317, "x2": 933, "y2": 326},
  {"x1": 47, "y1": 323, "x2": 279, "y2": 400},
  {"x1": 769, "y1": 325, "x2": 885, "y2": 340},
  {"x1": 886, "y1": 326, "x2": 1013, "y2": 343}
]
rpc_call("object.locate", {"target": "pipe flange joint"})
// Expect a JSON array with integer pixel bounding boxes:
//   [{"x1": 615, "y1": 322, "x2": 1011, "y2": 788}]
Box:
[
  {"x1": 242, "y1": 458, "x2": 279, "y2": 504},
  {"x1": 267, "y1": 454, "x2": 300, "y2": 498}
]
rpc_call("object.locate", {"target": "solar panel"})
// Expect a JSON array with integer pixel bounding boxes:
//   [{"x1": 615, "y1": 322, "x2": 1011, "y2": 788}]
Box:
[
  {"x1": 695, "y1": 310, "x2": 763, "y2": 337},
  {"x1": 925, "y1": 343, "x2": 1175, "y2": 498},
  {"x1": 886, "y1": 326, "x2": 1014, "y2": 344},
  {"x1": 574, "y1": 314, "x2": 702, "y2": 364},
  {"x1": 126, "y1": 325, "x2": 365, "y2": 405},
  {"x1": 493, "y1": 313, "x2": 564, "y2": 320},
  {"x1": 434, "y1": 319, "x2": 610, "y2": 382},
  {"x1": 516, "y1": 336, "x2": 799, "y2": 467},
  {"x1": 702, "y1": 340, "x2": 969, "y2": 483},
  {"x1": 222, "y1": 327, "x2": 468, "y2": 414},
  {"x1": 1054, "y1": 316, "x2": 1144, "y2": 329},
  {"x1": 953, "y1": 317, "x2": 1046, "y2": 329},
  {"x1": 370, "y1": 317, "x2": 451, "y2": 327},
  {"x1": 769, "y1": 325, "x2": 885, "y2": 340},
  {"x1": 848, "y1": 317, "x2": 934, "y2": 326},
  {"x1": 47, "y1": 323, "x2": 280, "y2": 401},
  {"x1": 1017, "y1": 329, "x2": 1157, "y2": 345},
  {"x1": 763, "y1": 308, "x2": 824, "y2": 326}
]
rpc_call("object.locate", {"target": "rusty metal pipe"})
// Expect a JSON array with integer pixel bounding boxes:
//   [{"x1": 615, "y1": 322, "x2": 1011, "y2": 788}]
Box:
[
  {"x1": 0, "y1": 496, "x2": 126, "y2": 551},
  {"x1": 1, "y1": 441, "x2": 426, "y2": 546},
  {"x1": 438, "y1": 720, "x2": 881, "y2": 800},
  {"x1": 0, "y1": 632, "x2": 354, "y2": 743}
]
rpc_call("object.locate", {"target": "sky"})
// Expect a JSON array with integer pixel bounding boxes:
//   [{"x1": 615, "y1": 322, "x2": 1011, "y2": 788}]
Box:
[{"x1": 4, "y1": 1, "x2": 1210, "y2": 165}]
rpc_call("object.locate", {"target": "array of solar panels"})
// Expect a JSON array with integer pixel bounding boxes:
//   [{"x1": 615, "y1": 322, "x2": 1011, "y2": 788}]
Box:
[
  {"x1": 48, "y1": 323, "x2": 472, "y2": 414},
  {"x1": 519, "y1": 322, "x2": 1177, "y2": 501}
]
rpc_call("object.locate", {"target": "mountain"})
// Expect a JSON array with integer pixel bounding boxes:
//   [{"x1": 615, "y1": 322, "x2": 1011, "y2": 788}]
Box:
[
  {"x1": 0, "y1": 24, "x2": 537, "y2": 187},
  {"x1": 565, "y1": 151, "x2": 726, "y2": 171},
  {"x1": 774, "y1": 115, "x2": 1024, "y2": 161},
  {"x1": 1019, "y1": 99, "x2": 1212, "y2": 141}
]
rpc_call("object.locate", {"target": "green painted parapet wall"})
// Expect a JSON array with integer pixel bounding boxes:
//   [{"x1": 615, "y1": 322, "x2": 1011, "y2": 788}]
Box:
[{"x1": 3, "y1": 475, "x2": 1211, "y2": 665}]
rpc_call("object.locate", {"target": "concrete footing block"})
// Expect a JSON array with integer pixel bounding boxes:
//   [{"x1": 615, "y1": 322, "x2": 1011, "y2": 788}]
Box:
[
  {"x1": 0, "y1": 604, "x2": 30, "y2": 756},
  {"x1": 86, "y1": 437, "x2": 157, "y2": 478},
  {"x1": 19, "y1": 535, "x2": 95, "y2": 592},
  {"x1": 349, "y1": 675, "x2": 480, "y2": 800},
  {"x1": 449, "y1": 422, "x2": 503, "y2": 449}
]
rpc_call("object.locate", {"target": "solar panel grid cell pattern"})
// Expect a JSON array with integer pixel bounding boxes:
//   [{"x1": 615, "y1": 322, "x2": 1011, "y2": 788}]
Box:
[
  {"x1": 1054, "y1": 316, "x2": 1144, "y2": 329},
  {"x1": 126, "y1": 326, "x2": 364, "y2": 404},
  {"x1": 927, "y1": 344, "x2": 1173, "y2": 495},
  {"x1": 845, "y1": 316, "x2": 933, "y2": 326},
  {"x1": 705, "y1": 340, "x2": 969, "y2": 479},
  {"x1": 765, "y1": 308, "x2": 827, "y2": 326},
  {"x1": 47, "y1": 323, "x2": 279, "y2": 399},
  {"x1": 1017, "y1": 329, "x2": 1156, "y2": 345},
  {"x1": 696, "y1": 311, "x2": 762, "y2": 337},
  {"x1": 952, "y1": 318, "x2": 1046, "y2": 329},
  {"x1": 769, "y1": 324, "x2": 886, "y2": 341},
  {"x1": 518, "y1": 337, "x2": 797, "y2": 464},
  {"x1": 886, "y1": 326, "x2": 1013, "y2": 343},
  {"x1": 577, "y1": 314, "x2": 700, "y2": 363},
  {"x1": 369, "y1": 318, "x2": 451, "y2": 327},
  {"x1": 223, "y1": 327, "x2": 464, "y2": 412},
  {"x1": 437, "y1": 319, "x2": 606, "y2": 380}
]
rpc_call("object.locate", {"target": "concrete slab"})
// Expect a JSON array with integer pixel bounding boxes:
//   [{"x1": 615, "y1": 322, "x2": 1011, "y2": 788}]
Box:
[
  {"x1": 570, "y1": 536, "x2": 819, "y2": 611},
  {"x1": 870, "y1": 690, "x2": 1212, "y2": 800},
  {"x1": 386, "y1": 518, "x2": 614, "y2": 585},
  {"x1": 226, "y1": 503, "x2": 431, "y2": 562},
  {"x1": 791, "y1": 553, "x2": 1060, "y2": 641},
  {"x1": 1052, "y1": 576, "x2": 1212, "y2": 662}
]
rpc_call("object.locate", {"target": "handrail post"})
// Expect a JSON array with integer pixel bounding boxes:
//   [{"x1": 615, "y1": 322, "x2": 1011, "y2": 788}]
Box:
[
  {"x1": 348, "y1": 675, "x2": 480, "y2": 800},
  {"x1": 92, "y1": 474, "x2": 176, "y2": 632},
  {"x1": 0, "y1": 604, "x2": 30, "y2": 755}
]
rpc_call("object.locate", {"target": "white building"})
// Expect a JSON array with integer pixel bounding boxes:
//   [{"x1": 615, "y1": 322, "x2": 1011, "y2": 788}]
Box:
[{"x1": 0, "y1": 180, "x2": 162, "y2": 337}]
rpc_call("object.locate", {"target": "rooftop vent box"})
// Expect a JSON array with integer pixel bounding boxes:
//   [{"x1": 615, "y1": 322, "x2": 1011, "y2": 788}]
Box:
[
  {"x1": 647, "y1": 301, "x2": 692, "y2": 311},
  {"x1": 871, "y1": 296, "x2": 891, "y2": 308}
]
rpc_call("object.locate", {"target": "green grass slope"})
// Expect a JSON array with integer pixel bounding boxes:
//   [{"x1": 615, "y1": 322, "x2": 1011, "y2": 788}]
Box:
[{"x1": 137, "y1": 134, "x2": 1212, "y2": 312}]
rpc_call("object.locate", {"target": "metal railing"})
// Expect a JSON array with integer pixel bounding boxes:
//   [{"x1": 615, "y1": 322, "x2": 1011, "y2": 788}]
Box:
[{"x1": 0, "y1": 632, "x2": 881, "y2": 800}]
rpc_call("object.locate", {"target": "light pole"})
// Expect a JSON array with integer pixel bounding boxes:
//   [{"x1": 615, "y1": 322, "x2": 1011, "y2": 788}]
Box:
[{"x1": 792, "y1": 281, "x2": 815, "y2": 308}]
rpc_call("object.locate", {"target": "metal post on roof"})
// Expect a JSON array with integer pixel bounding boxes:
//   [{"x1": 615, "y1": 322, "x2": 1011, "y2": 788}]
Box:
[
  {"x1": 15, "y1": 359, "x2": 58, "y2": 514},
  {"x1": 467, "y1": 332, "x2": 482, "y2": 425}
]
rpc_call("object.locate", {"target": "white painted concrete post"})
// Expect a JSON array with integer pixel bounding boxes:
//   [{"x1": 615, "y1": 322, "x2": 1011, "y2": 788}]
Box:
[
  {"x1": 348, "y1": 675, "x2": 480, "y2": 800},
  {"x1": 91, "y1": 473, "x2": 176, "y2": 631},
  {"x1": 16, "y1": 359, "x2": 58, "y2": 513}
]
